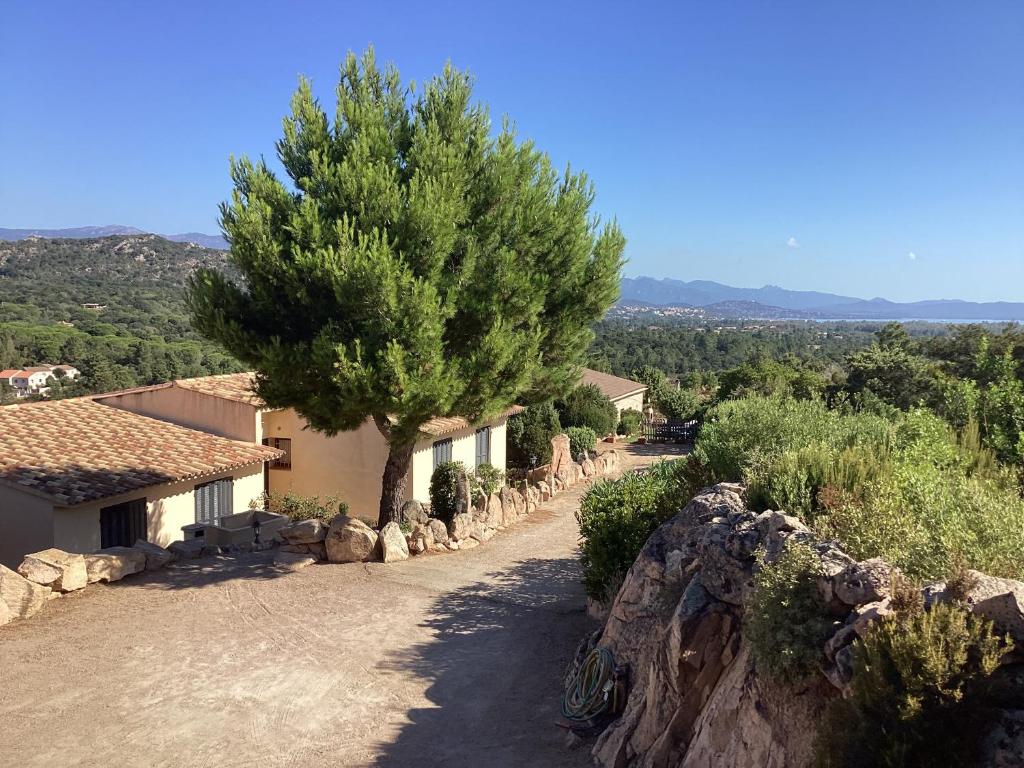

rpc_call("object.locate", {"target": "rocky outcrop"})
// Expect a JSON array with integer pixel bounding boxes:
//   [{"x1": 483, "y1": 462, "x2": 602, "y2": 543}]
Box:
[
  {"x1": 325, "y1": 515, "x2": 379, "y2": 563},
  {"x1": 591, "y1": 484, "x2": 1024, "y2": 768}
]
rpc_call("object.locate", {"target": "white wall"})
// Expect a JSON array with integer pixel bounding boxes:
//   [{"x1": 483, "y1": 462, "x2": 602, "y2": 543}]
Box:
[
  {"x1": 408, "y1": 418, "x2": 510, "y2": 504},
  {"x1": 613, "y1": 391, "x2": 645, "y2": 418}
]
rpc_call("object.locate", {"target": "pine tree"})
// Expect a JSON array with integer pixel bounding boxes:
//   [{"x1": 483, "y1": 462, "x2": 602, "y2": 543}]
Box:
[{"x1": 188, "y1": 49, "x2": 625, "y2": 526}]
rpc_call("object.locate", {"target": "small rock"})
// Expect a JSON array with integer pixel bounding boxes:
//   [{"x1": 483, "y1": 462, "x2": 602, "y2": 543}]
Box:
[
  {"x1": 133, "y1": 540, "x2": 176, "y2": 571},
  {"x1": 458, "y1": 537, "x2": 480, "y2": 550},
  {"x1": 378, "y1": 522, "x2": 410, "y2": 563},
  {"x1": 428, "y1": 519, "x2": 449, "y2": 545},
  {"x1": 448, "y1": 512, "x2": 474, "y2": 542},
  {"x1": 274, "y1": 552, "x2": 317, "y2": 571},
  {"x1": 18, "y1": 549, "x2": 88, "y2": 592},
  {"x1": 833, "y1": 558, "x2": 894, "y2": 607},
  {"x1": 307, "y1": 542, "x2": 327, "y2": 561},
  {"x1": 400, "y1": 500, "x2": 430, "y2": 527}
]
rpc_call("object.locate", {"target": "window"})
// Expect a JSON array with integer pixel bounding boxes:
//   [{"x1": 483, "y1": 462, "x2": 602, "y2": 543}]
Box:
[
  {"x1": 195, "y1": 477, "x2": 234, "y2": 525},
  {"x1": 262, "y1": 437, "x2": 292, "y2": 469},
  {"x1": 475, "y1": 427, "x2": 491, "y2": 467},
  {"x1": 100, "y1": 498, "x2": 147, "y2": 548},
  {"x1": 432, "y1": 438, "x2": 453, "y2": 469}
]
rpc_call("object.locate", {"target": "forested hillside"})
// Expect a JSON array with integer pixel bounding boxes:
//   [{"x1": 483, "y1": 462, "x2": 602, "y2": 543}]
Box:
[{"x1": 0, "y1": 235, "x2": 243, "y2": 397}]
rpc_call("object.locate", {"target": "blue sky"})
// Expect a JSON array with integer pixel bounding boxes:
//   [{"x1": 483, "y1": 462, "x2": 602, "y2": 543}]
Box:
[{"x1": 2, "y1": 1, "x2": 1021, "y2": 302}]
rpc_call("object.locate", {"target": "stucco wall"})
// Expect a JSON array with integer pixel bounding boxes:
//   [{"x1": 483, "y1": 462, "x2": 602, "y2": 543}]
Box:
[
  {"x1": 613, "y1": 391, "x2": 645, "y2": 418},
  {"x1": 408, "y1": 419, "x2": 509, "y2": 504},
  {"x1": 98, "y1": 387, "x2": 261, "y2": 443},
  {"x1": 50, "y1": 465, "x2": 265, "y2": 555},
  {"x1": 262, "y1": 411, "x2": 392, "y2": 524},
  {"x1": 0, "y1": 486, "x2": 54, "y2": 568}
]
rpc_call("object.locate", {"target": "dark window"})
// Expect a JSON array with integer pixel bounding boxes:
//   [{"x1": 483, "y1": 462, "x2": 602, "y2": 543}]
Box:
[
  {"x1": 475, "y1": 427, "x2": 491, "y2": 467},
  {"x1": 195, "y1": 477, "x2": 234, "y2": 525},
  {"x1": 432, "y1": 438, "x2": 453, "y2": 469},
  {"x1": 261, "y1": 437, "x2": 292, "y2": 469},
  {"x1": 100, "y1": 498, "x2": 147, "y2": 548}
]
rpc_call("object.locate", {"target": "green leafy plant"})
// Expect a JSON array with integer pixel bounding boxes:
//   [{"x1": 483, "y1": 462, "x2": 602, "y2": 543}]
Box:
[
  {"x1": 429, "y1": 461, "x2": 466, "y2": 524},
  {"x1": 576, "y1": 460, "x2": 688, "y2": 602},
  {"x1": 260, "y1": 491, "x2": 348, "y2": 522},
  {"x1": 617, "y1": 408, "x2": 642, "y2": 436},
  {"x1": 472, "y1": 462, "x2": 505, "y2": 497},
  {"x1": 815, "y1": 601, "x2": 1011, "y2": 767},
  {"x1": 566, "y1": 425, "x2": 598, "y2": 459},
  {"x1": 507, "y1": 401, "x2": 562, "y2": 468},
  {"x1": 746, "y1": 540, "x2": 834, "y2": 680},
  {"x1": 557, "y1": 383, "x2": 618, "y2": 437}
]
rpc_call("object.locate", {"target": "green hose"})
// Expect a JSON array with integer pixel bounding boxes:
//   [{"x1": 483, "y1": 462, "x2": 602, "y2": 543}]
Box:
[{"x1": 561, "y1": 647, "x2": 616, "y2": 721}]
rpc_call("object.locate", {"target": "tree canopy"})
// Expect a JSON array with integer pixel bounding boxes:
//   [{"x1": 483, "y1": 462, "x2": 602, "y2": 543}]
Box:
[{"x1": 188, "y1": 49, "x2": 624, "y2": 523}]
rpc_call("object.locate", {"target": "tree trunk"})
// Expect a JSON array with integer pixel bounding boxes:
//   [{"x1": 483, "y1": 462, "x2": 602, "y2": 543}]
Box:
[{"x1": 378, "y1": 439, "x2": 415, "y2": 528}]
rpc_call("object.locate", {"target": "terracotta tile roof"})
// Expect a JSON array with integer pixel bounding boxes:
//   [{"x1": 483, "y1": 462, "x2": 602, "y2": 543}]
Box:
[
  {"x1": 0, "y1": 399, "x2": 281, "y2": 507},
  {"x1": 419, "y1": 406, "x2": 525, "y2": 437},
  {"x1": 0, "y1": 369, "x2": 24, "y2": 379},
  {"x1": 174, "y1": 372, "x2": 264, "y2": 405},
  {"x1": 579, "y1": 368, "x2": 648, "y2": 402}
]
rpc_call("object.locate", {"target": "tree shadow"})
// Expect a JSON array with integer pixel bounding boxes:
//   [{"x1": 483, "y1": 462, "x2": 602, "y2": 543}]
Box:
[
  {"x1": 113, "y1": 550, "x2": 304, "y2": 591},
  {"x1": 369, "y1": 555, "x2": 596, "y2": 767},
  {"x1": 618, "y1": 441, "x2": 692, "y2": 459}
]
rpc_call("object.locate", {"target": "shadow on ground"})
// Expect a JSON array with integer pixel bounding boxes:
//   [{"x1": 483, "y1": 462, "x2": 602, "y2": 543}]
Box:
[
  {"x1": 111, "y1": 550, "x2": 302, "y2": 591},
  {"x1": 370, "y1": 555, "x2": 595, "y2": 768}
]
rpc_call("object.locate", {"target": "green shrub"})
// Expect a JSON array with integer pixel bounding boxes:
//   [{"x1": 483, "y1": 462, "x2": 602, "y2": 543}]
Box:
[
  {"x1": 429, "y1": 461, "x2": 466, "y2": 524},
  {"x1": 815, "y1": 602, "x2": 1010, "y2": 767},
  {"x1": 747, "y1": 540, "x2": 834, "y2": 681},
  {"x1": 576, "y1": 460, "x2": 688, "y2": 602},
  {"x1": 507, "y1": 401, "x2": 561, "y2": 467},
  {"x1": 566, "y1": 425, "x2": 598, "y2": 458},
  {"x1": 472, "y1": 462, "x2": 505, "y2": 496},
  {"x1": 262, "y1": 491, "x2": 348, "y2": 522},
  {"x1": 617, "y1": 408, "x2": 642, "y2": 436},
  {"x1": 557, "y1": 383, "x2": 618, "y2": 436}
]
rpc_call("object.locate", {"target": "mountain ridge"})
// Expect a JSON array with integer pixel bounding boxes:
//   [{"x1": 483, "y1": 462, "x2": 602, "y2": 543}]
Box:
[
  {"x1": 620, "y1": 276, "x2": 1024, "y2": 321},
  {"x1": 0, "y1": 225, "x2": 228, "y2": 250}
]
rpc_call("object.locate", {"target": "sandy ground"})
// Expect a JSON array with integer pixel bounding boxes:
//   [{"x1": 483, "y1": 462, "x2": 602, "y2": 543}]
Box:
[{"x1": 0, "y1": 443, "x2": 685, "y2": 768}]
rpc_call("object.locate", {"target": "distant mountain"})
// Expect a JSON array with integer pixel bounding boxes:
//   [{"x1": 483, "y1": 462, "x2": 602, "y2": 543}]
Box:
[
  {"x1": 621, "y1": 277, "x2": 1024, "y2": 321},
  {"x1": 0, "y1": 226, "x2": 228, "y2": 250}
]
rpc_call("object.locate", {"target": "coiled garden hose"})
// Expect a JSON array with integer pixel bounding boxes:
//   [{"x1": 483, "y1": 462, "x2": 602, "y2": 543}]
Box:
[{"x1": 561, "y1": 647, "x2": 617, "y2": 721}]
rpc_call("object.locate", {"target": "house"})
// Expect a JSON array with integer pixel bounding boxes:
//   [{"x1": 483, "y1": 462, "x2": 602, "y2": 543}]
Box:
[
  {"x1": 0, "y1": 398, "x2": 281, "y2": 567},
  {"x1": 579, "y1": 368, "x2": 648, "y2": 417},
  {"x1": 0, "y1": 364, "x2": 81, "y2": 398},
  {"x1": 95, "y1": 373, "x2": 521, "y2": 522}
]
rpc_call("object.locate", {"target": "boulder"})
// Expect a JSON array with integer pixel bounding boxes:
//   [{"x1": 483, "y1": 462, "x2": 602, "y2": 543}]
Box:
[
  {"x1": 470, "y1": 521, "x2": 495, "y2": 542},
  {"x1": 550, "y1": 433, "x2": 573, "y2": 478},
  {"x1": 962, "y1": 571, "x2": 1024, "y2": 643},
  {"x1": 458, "y1": 537, "x2": 480, "y2": 550},
  {"x1": 84, "y1": 547, "x2": 146, "y2": 583},
  {"x1": 18, "y1": 548, "x2": 87, "y2": 592},
  {"x1": 279, "y1": 543, "x2": 310, "y2": 554},
  {"x1": 400, "y1": 500, "x2": 430, "y2": 527},
  {"x1": 427, "y1": 519, "x2": 450, "y2": 546},
  {"x1": 512, "y1": 487, "x2": 526, "y2": 517},
  {"x1": 280, "y1": 519, "x2": 328, "y2": 545},
  {"x1": 168, "y1": 539, "x2": 205, "y2": 560},
  {"x1": 307, "y1": 541, "x2": 327, "y2": 561},
  {"x1": 448, "y1": 512, "x2": 474, "y2": 542},
  {"x1": 0, "y1": 564, "x2": 50, "y2": 621},
  {"x1": 378, "y1": 522, "x2": 410, "y2": 563},
  {"x1": 581, "y1": 457, "x2": 597, "y2": 478},
  {"x1": 500, "y1": 486, "x2": 518, "y2": 526},
  {"x1": 456, "y1": 470, "x2": 472, "y2": 517},
  {"x1": 274, "y1": 551, "x2": 317, "y2": 571},
  {"x1": 536, "y1": 481, "x2": 551, "y2": 501},
  {"x1": 133, "y1": 540, "x2": 175, "y2": 571},
  {"x1": 325, "y1": 515, "x2": 379, "y2": 563},
  {"x1": 485, "y1": 492, "x2": 504, "y2": 528}
]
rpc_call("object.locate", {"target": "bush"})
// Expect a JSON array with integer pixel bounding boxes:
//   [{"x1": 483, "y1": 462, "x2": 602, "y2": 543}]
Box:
[
  {"x1": 557, "y1": 383, "x2": 618, "y2": 436},
  {"x1": 576, "y1": 460, "x2": 688, "y2": 602},
  {"x1": 472, "y1": 462, "x2": 505, "y2": 497},
  {"x1": 617, "y1": 408, "x2": 642, "y2": 436},
  {"x1": 746, "y1": 540, "x2": 834, "y2": 681},
  {"x1": 429, "y1": 461, "x2": 466, "y2": 524},
  {"x1": 815, "y1": 601, "x2": 1010, "y2": 767},
  {"x1": 261, "y1": 491, "x2": 348, "y2": 522},
  {"x1": 507, "y1": 401, "x2": 561, "y2": 467},
  {"x1": 566, "y1": 426, "x2": 597, "y2": 459}
]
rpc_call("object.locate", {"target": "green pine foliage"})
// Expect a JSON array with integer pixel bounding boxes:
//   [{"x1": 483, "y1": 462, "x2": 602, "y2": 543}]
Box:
[{"x1": 187, "y1": 49, "x2": 624, "y2": 525}]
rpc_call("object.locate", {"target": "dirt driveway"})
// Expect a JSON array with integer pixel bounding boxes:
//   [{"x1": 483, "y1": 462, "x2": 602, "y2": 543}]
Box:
[{"x1": 0, "y1": 444, "x2": 684, "y2": 768}]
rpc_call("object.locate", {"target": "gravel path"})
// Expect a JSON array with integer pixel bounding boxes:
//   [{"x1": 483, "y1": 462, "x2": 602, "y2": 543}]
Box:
[{"x1": 0, "y1": 444, "x2": 684, "y2": 768}]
